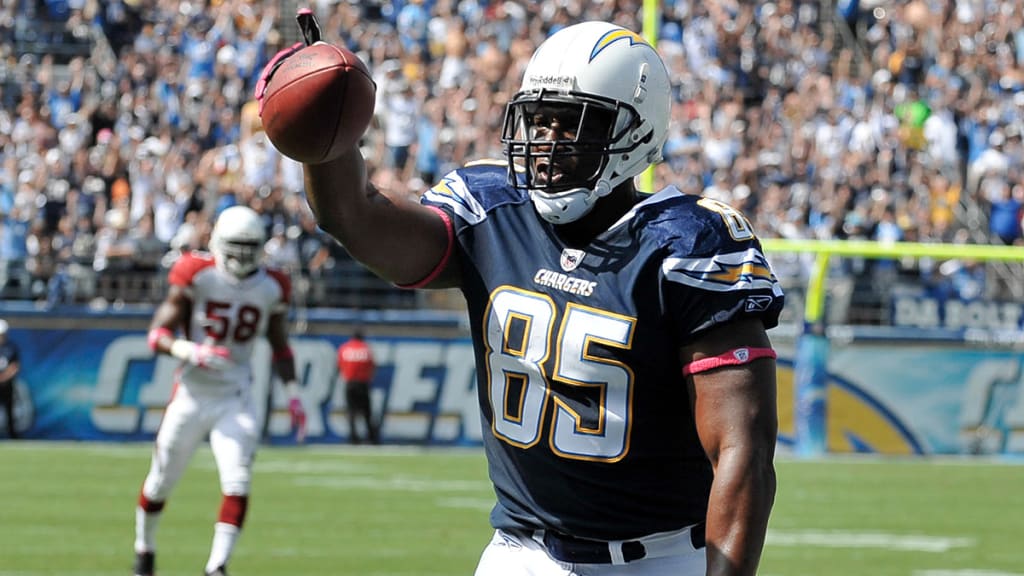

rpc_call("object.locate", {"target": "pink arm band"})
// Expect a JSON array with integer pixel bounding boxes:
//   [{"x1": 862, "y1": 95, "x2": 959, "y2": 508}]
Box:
[
  {"x1": 396, "y1": 206, "x2": 454, "y2": 289},
  {"x1": 682, "y1": 347, "x2": 777, "y2": 377},
  {"x1": 147, "y1": 327, "x2": 173, "y2": 351}
]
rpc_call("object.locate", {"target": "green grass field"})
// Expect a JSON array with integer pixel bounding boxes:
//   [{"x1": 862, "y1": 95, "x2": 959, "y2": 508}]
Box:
[{"x1": 0, "y1": 443, "x2": 1021, "y2": 576}]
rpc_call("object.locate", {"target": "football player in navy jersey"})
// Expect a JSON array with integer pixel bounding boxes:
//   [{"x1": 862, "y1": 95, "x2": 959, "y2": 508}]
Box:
[{"x1": 281, "y1": 17, "x2": 783, "y2": 576}]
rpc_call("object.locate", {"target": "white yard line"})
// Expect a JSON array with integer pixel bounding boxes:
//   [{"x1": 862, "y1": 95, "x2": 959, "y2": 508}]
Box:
[
  {"x1": 293, "y1": 475, "x2": 489, "y2": 492},
  {"x1": 915, "y1": 571, "x2": 1024, "y2": 576},
  {"x1": 767, "y1": 530, "x2": 974, "y2": 552}
]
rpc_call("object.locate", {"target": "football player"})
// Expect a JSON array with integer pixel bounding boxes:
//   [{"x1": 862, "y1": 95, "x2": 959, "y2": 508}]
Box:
[
  {"x1": 274, "y1": 18, "x2": 783, "y2": 576},
  {"x1": 0, "y1": 319, "x2": 21, "y2": 439},
  {"x1": 133, "y1": 206, "x2": 306, "y2": 576}
]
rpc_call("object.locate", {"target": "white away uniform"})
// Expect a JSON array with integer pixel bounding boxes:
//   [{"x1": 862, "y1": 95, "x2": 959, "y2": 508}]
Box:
[{"x1": 142, "y1": 252, "x2": 290, "y2": 500}]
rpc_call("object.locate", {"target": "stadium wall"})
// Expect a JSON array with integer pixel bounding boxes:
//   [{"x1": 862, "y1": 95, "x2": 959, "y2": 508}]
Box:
[{"x1": 2, "y1": 306, "x2": 1022, "y2": 456}]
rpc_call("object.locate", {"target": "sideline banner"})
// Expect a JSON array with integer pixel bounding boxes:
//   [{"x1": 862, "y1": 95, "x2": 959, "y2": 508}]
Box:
[
  {"x1": 5, "y1": 327, "x2": 1024, "y2": 455},
  {"x1": 7, "y1": 328, "x2": 480, "y2": 445}
]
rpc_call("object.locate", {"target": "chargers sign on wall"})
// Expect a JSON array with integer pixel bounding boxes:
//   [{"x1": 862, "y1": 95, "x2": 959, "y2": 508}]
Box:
[
  {"x1": 10, "y1": 328, "x2": 481, "y2": 445},
  {"x1": 5, "y1": 327, "x2": 1024, "y2": 455}
]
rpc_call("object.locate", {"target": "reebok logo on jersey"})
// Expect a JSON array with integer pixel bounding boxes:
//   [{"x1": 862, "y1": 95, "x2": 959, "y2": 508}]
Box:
[
  {"x1": 560, "y1": 248, "x2": 586, "y2": 272},
  {"x1": 745, "y1": 295, "x2": 774, "y2": 312},
  {"x1": 534, "y1": 269, "x2": 597, "y2": 297}
]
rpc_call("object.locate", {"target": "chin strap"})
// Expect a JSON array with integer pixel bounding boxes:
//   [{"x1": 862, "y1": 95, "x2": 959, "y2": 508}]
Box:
[{"x1": 530, "y1": 181, "x2": 613, "y2": 224}]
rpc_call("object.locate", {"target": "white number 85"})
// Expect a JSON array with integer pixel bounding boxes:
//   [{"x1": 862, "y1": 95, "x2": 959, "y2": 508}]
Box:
[{"x1": 483, "y1": 286, "x2": 636, "y2": 462}]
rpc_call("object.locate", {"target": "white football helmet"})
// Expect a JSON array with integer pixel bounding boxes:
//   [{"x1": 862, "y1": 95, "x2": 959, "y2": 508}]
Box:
[
  {"x1": 502, "y1": 21, "x2": 671, "y2": 224},
  {"x1": 210, "y1": 206, "x2": 266, "y2": 278}
]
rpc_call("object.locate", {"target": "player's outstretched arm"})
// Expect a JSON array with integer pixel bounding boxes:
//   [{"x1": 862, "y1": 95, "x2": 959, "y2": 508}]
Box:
[
  {"x1": 267, "y1": 311, "x2": 297, "y2": 384},
  {"x1": 258, "y1": 8, "x2": 457, "y2": 288},
  {"x1": 147, "y1": 284, "x2": 191, "y2": 355},
  {"x1": 267, "y1": 310, "x2": 306, "y2": 441},
  {"x1": 684, "y1": 316, "x2": 778, "y2": 576},
  {"x1": 303, "y1": 149, "x2": 458, "y2": 287}
]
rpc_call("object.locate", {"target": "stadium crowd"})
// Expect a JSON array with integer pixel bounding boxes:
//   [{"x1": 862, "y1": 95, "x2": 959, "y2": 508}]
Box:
[{"x1": 0, "y1": 0, "x2": 1022, "y2": 313}]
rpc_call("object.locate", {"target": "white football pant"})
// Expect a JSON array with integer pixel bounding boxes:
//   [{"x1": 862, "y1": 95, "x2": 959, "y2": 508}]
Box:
[
  {"x1": 142, "y1": 388, "x2": 259, "y2": 500},
  {"x1": 474, "y1": 528, "x2": 706, "y2": 576}
]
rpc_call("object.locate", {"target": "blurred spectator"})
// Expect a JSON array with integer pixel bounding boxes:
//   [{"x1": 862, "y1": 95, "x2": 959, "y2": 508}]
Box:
[
  {"x1": 396, "y1": 0, "x2": 430, "y2": 55},
  {"x1": 967, "y1": 130, "x2": 1009, "y2": 196},
  {"x1": 25, "y1": 217, "x2": 57, "y2": 300},
  {"x1": 92, "y1": 207, "x2": 136, "y2": 301},
  {"x1": 0, "y1": 206, "x2": 30, "y2": 294},
  {"x1": 987, "y1": 179, "x2": 1022, "y2": 246},
  {"x1": 132, "y1": 212, "x2": 168, "y2": 272},
  {"x1": 264, "y1": 222, "x2": 299, "y2": 272},
  {"x1": 381, "y1": 80, "x2": 419, "y2": 180}
]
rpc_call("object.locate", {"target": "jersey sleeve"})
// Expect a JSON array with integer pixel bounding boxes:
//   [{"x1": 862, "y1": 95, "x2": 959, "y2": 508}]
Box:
[
  {"x1": 659, "y1": 198, "x2": 785, "y2": 344},
  {"x1": 420, "y1": 166, "x2": 491, "y2": 230},
  {"x1": 419, "y1": 160, "x2": 518, "y2": 230},
  {"x1": 266, "y1": 268, "x2": 291, "y2": 312},
  {"x1": 168, "y1": 251, "x2": 214, "y2": 287}
]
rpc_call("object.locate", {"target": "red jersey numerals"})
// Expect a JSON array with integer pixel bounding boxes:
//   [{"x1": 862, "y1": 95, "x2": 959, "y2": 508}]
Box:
[{"x1": 204, "y1": 301, "x2": 262, "y2": 343}]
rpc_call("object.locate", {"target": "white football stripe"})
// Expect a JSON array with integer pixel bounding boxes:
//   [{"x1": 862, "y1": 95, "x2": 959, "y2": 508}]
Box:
[
  {"x1": 662, "y1": 248, "x2": 779, "y2": 293},
  {"x1": 766, "y1": 530, "x2": 974, "y2": 552},
  {"x1": 915, "y1": 571, "x2": 1024, "y2": 576},
  {"x1": 424, "y1": 170, "x2": 487, "y2": 225}
]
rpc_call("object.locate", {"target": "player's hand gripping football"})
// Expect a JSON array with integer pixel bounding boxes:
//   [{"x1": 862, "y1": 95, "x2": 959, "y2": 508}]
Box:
[
  {"x1": 254, "y1": 8, "x2": 375, "y2": 164},
  {"x1": 254, "y1": 8, "x2": 322, "y2": 116}
]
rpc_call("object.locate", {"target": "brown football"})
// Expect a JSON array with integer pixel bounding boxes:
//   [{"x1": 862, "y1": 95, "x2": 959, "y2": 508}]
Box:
[{"x1": 260, "y1": 43, "x2": 376, "y2": 164}]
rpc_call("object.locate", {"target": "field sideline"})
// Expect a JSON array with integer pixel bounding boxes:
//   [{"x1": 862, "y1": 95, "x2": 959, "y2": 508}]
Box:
[{"x1": 1, "y1": 442, "x2": 1021, "y2": 576}]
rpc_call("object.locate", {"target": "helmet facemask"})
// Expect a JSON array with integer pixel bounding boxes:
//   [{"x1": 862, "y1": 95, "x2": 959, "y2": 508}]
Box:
[
  {"x1": 501, "y1": 21, "x2": 672, "y2": 224},
  {"x1": 214, "y1": 239, "x2": 262, "y2": 278},
  {"x1": 502, "y1": 90, "x2": 649, "y2": 223}
]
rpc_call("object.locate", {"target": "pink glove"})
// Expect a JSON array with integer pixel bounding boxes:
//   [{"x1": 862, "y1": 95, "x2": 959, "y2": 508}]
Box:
[
  {"x1": 289, "y1": 397, "x2": 307, "y2": 443},
  {"x1": 170, "y1": 340, "x2": 235, "y2": 371},
  {"x1": 192, "y1": 343, "x2": 235, "y2": 371}
]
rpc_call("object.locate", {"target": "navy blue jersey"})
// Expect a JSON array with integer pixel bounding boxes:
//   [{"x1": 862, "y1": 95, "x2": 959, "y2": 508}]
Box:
[{"x1": 421, "y1": 161, "x2": 785, "y2": 541}]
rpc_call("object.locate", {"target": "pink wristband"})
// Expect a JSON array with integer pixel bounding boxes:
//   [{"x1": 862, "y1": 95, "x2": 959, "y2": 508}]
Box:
[
  {"x1": 396, "y1": 206, "x2": 454, "y2": 289},
  {"x1": 147, "y1": 327, "x2": 173, "y2": 352},
  {"x1": 682, "y1": 347, "x2": 777, "y2": 377}
]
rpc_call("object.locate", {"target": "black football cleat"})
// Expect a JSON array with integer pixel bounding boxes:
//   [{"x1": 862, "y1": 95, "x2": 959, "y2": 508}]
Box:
[
  {"x1": 133, "y1": 551, "x2": 155, "y2": 576},
  {"x1": 204, "y1": 566, "x2": 228, "y2": 576}
]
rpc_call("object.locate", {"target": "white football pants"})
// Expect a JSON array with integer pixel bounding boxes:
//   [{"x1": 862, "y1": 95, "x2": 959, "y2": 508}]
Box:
[
  {"x1": 474, "y1": 527, "x2": 706, "y2": 576},
  {"x1": 142, "y1": 388, "x2": 259, "y2": 500}
]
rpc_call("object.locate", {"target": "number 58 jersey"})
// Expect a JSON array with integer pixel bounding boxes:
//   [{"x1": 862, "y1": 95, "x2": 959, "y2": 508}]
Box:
[
  {"x1": 168, "y1": 252, "x2": 290, "y2": 398},
  {"x1": 422, "y1": 162, "x2": 785, "y2": 541}
]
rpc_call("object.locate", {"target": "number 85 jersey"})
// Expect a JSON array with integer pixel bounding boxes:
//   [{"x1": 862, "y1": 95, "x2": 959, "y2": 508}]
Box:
[{"x1": 422, "y1": 162, "x2": 785, "y2": 541}]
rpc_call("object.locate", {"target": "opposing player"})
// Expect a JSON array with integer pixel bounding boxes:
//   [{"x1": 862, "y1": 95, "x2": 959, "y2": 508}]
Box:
[
  {"x1": 269, "y1": 17, "x2": 783, "y2": 575},
  {"x1": 133, "y1": 206, "x2": 306, "y2": 576}
]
